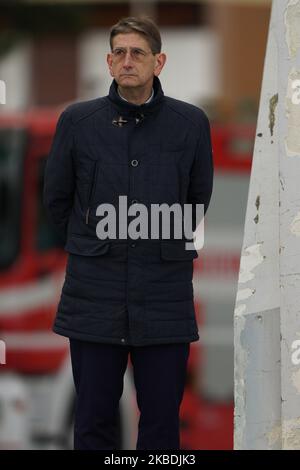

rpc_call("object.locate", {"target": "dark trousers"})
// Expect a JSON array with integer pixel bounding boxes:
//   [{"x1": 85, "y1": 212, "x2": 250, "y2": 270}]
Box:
[{"x1": 69, "y1": 339, "x2": 190, "y2": 450}]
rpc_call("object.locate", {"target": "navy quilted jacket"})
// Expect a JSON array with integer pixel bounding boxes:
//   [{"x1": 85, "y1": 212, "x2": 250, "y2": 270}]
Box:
[{"x1": 44, "y1": 76, "x2": 214, "y2": 346}]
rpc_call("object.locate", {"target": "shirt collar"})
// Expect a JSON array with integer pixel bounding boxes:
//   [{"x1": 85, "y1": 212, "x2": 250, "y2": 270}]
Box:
[{"x1": 117, "y1": 87, "x2": 154, "y2": 104}]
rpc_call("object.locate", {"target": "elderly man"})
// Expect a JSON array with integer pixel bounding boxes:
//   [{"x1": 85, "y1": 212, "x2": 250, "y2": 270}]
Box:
[{"x1": 44, "y1": 16, "x2": 213, "y2": 450}]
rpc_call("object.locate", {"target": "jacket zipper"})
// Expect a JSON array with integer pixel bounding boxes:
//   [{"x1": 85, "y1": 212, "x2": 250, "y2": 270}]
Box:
[{"x1": 85, "y1": 161, "x2": 98, "y2": 224}]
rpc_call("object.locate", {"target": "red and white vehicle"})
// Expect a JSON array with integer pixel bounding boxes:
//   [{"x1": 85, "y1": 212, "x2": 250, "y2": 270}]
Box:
[{"x1": 0, "y1": 107, "x2": 254, "y2": 449}]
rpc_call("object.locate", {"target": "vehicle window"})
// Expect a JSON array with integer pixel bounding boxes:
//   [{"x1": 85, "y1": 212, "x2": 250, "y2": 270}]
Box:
[{"x1": 0, "y1": 128, "x2": 25, "y2": 271}]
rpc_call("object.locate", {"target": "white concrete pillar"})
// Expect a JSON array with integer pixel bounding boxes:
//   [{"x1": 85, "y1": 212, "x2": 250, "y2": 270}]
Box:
[{"x1": 234, "y1": 0, "x2": 300, "y2": 449}]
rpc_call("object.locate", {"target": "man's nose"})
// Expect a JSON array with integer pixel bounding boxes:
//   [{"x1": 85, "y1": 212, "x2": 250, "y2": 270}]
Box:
[{"x1": 123, "y1": 51, "x2": 134, "y2": 67}]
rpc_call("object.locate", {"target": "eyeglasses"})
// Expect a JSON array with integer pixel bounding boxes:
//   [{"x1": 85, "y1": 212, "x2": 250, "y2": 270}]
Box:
[{"x1": 111, "y1": 47, "x2": 155, "y2": 63}]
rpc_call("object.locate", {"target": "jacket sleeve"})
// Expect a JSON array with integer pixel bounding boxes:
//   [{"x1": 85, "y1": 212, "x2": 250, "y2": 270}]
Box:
[
  {"x1": 43, "y1": 109, "x2": 76, "y2": 245},
  {"x1": 187, "y1": 112, "x2": 214, "y2": 233}
]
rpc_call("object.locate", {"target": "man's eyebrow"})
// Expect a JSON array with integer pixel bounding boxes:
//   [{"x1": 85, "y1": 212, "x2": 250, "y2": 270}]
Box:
[{"x1": 113, "y1": 46, "x2": 146, "y2": 50}]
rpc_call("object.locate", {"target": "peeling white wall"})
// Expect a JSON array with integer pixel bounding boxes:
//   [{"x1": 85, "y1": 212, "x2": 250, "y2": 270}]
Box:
[
  {"x1": 235, "y1": 0, "x2": 300, "y2": 450},
  {"x1": 234, "y1": 0, "x2": 281, "y2": 449}
]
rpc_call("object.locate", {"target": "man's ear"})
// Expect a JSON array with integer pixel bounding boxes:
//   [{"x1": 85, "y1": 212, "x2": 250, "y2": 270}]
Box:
[
  {"x1": 107, "y1": 53, "x2": 114, "y2": 77},
  {"x1": 154, "y1": 53, "x2": 167, "y2": 77}
]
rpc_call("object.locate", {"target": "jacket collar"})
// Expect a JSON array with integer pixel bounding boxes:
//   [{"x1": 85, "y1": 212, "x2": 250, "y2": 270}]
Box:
[
  {"x1": 107, "y1": 76, "x2": 164, "y2": 117},
  {"x1": 118, "y1": 86, "x2": 154, "y2": 103}
]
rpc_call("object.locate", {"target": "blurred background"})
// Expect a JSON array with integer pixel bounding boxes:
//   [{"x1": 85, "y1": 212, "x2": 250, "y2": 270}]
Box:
[{"x1": 0, "y1": 0, "x2": 271, "y2": 450}]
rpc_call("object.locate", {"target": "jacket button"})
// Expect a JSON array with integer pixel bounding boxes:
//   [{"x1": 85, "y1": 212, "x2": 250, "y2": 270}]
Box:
[
  {"x1": 131, "y1": 243, "x2": 136, "y2": 248},
  {"x1": 131, "y1": 159, "x2": 139, "y2": 167},
  {"x1": 121, "y1": 338, "x2": 126, "y2": 343}
]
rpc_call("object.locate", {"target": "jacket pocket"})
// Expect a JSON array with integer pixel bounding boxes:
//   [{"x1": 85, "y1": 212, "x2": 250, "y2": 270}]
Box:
[
  {"x1": 85, "y1": 161, "x2": 99, "y2": 224},
  {"x1": 160, "y1": 240, "x2": 198, "y2": 261},
  {"x1": 65, "y1": 234, "x2": 110, "y2": 256}
]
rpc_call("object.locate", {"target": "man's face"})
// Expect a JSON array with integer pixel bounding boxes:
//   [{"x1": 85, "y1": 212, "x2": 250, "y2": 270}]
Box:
[{"x1": 107, "y1": 32, "x2": 166, "y2": 89}]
